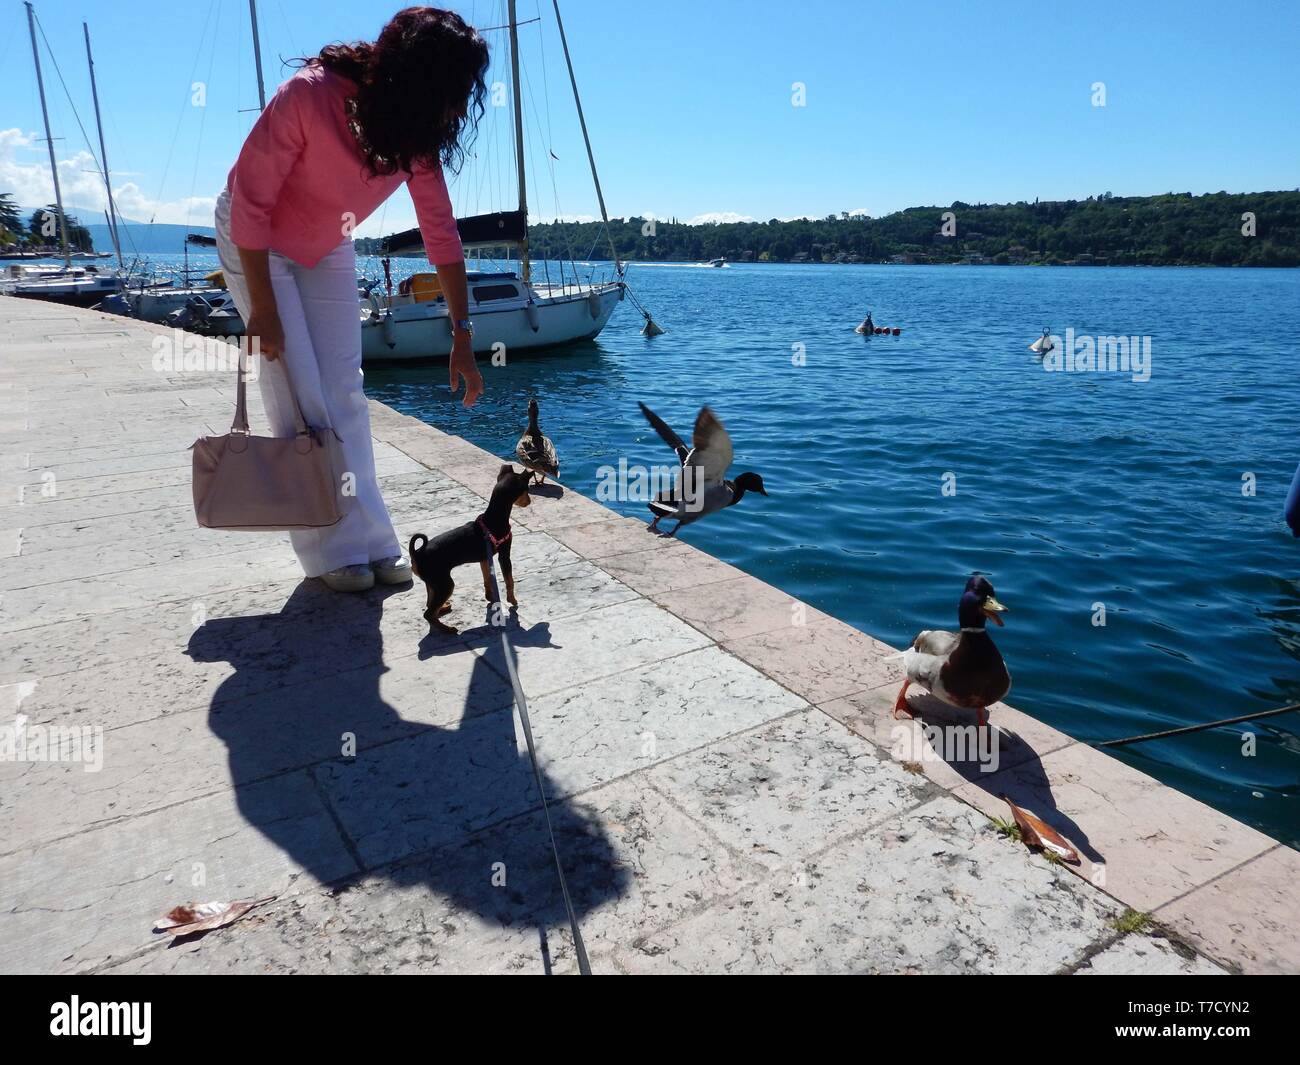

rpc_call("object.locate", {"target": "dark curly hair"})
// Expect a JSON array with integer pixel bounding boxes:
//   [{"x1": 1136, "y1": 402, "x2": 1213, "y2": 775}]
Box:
[{"x1": 307, "y1": 7, "x2": 489, "y2": 176}]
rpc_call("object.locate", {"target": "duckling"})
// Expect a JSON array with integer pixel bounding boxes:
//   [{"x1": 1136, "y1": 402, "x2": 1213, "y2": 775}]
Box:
[
  {"x1": 894, "y1": 575, "x2": 1011, "y2": 727},
  {"x1": 638, "y1": 401, "x2": 767, "y2": 536},
  {"x1": 515, "y1": 398, "x2": 559, "y2": 484}
]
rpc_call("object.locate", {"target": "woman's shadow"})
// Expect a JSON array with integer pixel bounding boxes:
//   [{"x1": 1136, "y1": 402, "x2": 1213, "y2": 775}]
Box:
[{"x1": 186, "y1": 581, "x2": 630, "y2": 951}]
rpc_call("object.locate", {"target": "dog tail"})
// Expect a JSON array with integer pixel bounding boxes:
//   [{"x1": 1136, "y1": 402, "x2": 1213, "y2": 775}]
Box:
[{"x1": 409, "y1": 532, "x2": 428, "y2": 558}]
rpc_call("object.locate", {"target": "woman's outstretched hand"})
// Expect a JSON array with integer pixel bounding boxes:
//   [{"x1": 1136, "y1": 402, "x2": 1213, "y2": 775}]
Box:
[
  {"x1": 449, "y1": 331, "x2": 483, "y2": 407},
  {"x1": 244, "y1": 305, "x2": 284, "y2": 362}
]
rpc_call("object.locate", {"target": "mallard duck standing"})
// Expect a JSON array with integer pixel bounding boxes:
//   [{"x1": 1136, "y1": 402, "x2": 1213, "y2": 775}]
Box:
[
  {"x1": 894, "y1": 575, "x2": 1011, "y2": 727},
  {"x1": 638, "y1": 401, "x2": 767, "y2": 536},
  {"x1": 515, "y1": 398, "x2": 559, "y2": 484}
]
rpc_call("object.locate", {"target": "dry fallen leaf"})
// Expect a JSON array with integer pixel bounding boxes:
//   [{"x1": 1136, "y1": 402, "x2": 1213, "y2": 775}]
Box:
[
  {"x1": 154, "y1": 896, "x2": 275, "y2": 937},
  {"x1": 1000, "y1": 795, "x2": 1080, "y2": 864}
]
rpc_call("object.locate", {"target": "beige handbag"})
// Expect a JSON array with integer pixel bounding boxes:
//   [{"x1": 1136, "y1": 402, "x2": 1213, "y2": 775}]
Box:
[{"x1": 191, "y1": 345, "x2": 346, "y2": 531}]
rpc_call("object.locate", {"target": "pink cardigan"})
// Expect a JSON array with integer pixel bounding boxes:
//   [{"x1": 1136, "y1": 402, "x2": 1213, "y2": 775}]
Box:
[{"x1": 226, "y1": 64, "x2": 463, "y2": 269}]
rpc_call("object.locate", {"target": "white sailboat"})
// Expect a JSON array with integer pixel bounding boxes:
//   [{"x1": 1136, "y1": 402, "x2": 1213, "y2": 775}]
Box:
[
  {"x1": 359, "y1": 0, "x2": 628, "y2": 361},
  {"x1": 4, "y1": 8, "x2": 128, "y2": 308},
  {"x1": 5, "y1": 6, "x2": 125, "y2": 308}
]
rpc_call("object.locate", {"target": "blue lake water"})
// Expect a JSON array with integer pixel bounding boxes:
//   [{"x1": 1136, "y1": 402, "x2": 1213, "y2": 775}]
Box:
[{"x1": 137, "y1": 252, "x2": 1300, "y2": 847}]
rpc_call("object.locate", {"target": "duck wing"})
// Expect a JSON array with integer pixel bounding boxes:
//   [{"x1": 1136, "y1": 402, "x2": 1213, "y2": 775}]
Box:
[
  {"x1": 913, "y1": 629, "x2": 960, "y2": 657},
  {"x1": 689, "y1": 406, "x2": 734, "y2": 487},
  {"x1": 900, "y1": 629, "x2": 958, "y2": 690},
  {"x1": 517, "y1": 431, "x2": 559, "y2": 474},
  {"x1": 639, "y1": 401, "x2": 690, "y2": 464}
]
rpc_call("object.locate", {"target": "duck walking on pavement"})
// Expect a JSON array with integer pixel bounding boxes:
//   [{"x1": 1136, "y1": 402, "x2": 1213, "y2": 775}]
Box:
[{"x1": 515, "y1": 398, "x2": 559, "y2": 484}]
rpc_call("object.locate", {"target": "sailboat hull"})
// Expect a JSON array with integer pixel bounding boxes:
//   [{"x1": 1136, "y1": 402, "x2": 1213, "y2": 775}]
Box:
[
  {"x1": 360, "y1": 281, "x2": 623, "y2": 362},
  {"x1": 2, "y1": 275, "x2": 124, "y2": 308}
]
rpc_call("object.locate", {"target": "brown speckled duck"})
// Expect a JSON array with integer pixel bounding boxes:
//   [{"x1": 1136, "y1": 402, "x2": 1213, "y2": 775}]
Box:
[{"x1": 515, "y1": 398, "x2": 559, "y2": 484}]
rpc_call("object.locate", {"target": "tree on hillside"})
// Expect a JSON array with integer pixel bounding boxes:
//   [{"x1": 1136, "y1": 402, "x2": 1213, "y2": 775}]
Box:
[
  {"x1": 27, "y1": 205, "x2": 93, "y2": 252},
  {"x1": 352, "y1": 190, "x2": 1300, "y2": 267},
  {"x1": 0, "y1": 193, "x2": 22, "y2": 245}
]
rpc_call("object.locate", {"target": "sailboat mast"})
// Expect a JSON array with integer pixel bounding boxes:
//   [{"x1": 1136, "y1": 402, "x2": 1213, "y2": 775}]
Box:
[
  {"x1": 24, "y1": 1, "x2": 70, "y2": 267},
  {"x1": 507, "y1": 0, "x2": 530, "y2": 282},
  {"x1": 83, "y1": 22, "x2": 123, "y2": 271},
  {"x1": 249, "y1": 0, "x2": 267, "y2": 111}
]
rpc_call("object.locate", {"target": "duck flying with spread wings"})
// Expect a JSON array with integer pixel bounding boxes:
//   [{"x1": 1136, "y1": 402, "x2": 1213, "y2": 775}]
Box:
[{"x1": 637, "y1": 401, "x2": 767, "y2": 537}]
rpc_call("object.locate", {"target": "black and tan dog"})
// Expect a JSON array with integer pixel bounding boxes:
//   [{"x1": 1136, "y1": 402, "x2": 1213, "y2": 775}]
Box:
[{"x1": 409, "y1": 465, "x2": 533, "y2": 634}]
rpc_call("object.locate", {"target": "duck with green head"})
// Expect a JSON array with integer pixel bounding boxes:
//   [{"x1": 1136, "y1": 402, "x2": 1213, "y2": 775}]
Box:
[{"x1": 895, "y1": 575, "x2": 1011, "y2": 727}]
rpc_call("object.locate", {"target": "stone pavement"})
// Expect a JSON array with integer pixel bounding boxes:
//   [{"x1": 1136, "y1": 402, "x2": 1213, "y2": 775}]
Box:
[{"x1": 1, "y1": 295, "x2": 1294, "y2": 974}]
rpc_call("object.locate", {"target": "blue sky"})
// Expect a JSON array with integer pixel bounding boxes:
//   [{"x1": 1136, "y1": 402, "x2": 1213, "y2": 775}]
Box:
[{"x1": 3, "y1": 0, "x2": 1298, "y2": 238}]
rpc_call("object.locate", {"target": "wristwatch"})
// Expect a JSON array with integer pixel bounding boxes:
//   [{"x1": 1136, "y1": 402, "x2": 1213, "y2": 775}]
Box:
[{"x1": 454, "y1": 318, "x2": 474, "y2": 336}]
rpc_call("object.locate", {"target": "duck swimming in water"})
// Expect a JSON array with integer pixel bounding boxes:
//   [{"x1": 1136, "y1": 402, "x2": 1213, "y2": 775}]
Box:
[
  {"x1": 638, "y1": 401, "x2": 767, "y2": 536},
  {"x1": 515, "y1": 398, "x2": 559, "y2": 484},
  {"x1": 894, "y1": 575, "x2": 1011, "y2": 727}
]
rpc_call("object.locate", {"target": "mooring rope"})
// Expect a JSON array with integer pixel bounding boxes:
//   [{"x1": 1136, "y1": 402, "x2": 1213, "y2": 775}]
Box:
[
  {"x1": 1094, "y1": 702, "x2": 1300, "y2": 749},
  {"x1": 481, "y1": 532, "x2": 592, "y2": 975}
]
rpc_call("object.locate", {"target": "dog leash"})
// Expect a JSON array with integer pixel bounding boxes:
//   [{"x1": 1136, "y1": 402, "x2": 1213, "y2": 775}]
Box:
[{"x1": 480, "y1": 529, "x2": 592, "y2": 976}]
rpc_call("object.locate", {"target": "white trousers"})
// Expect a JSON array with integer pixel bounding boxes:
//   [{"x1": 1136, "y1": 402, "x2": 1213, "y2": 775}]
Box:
[{"x1": 215, "y1": 189, "x2": 400, "y2": 577}]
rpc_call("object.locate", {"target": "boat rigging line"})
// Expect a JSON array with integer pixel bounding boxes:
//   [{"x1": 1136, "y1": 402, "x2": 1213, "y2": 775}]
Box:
[
  {"x1": 83, "y1": 22, "x2": 123, "y2": 270},
  {"x1": 1093, "y1": 701, "x2": 1300, "y2": 749},
  {"x1": 548, "y1": 0, "x2": 662, "y2": 333}
]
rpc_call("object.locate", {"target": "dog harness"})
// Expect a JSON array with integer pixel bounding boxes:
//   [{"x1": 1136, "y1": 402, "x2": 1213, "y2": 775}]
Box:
[{"x1": 477, "y1": 515, "x2": 512, "y2": 552}]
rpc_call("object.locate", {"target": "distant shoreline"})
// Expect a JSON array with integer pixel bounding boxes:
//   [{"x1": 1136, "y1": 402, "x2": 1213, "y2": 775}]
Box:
[{"x1": 10, "y1": 187, "x2": 1297, "y2": 270}]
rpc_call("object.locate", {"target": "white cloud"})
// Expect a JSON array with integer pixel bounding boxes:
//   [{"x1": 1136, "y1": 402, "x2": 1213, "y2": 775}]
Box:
[
  {"x1": 685, "y1": 211, "x2": 754, "y2": 225},
  {"x1": 0, "y1": 127, "x2": 217, "y2": 226}
]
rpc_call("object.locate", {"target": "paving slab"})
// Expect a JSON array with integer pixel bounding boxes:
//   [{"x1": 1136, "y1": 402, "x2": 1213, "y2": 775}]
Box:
[
  {"x1": 1155, "y1": 845, "x2": 1300, "y2": 975},
  {"x1": 0, "y1": 771, "x2": 358, "y2": 975},
  {"x1": 1075, "y1": 934, "x2": 1228, "y2": 975},
  {"x1": 614, "y1": 798, "x2": 1123, "y2": 975},
  {"x1": 952, "y1": 743, "x2": 1277, "y2": 911}
]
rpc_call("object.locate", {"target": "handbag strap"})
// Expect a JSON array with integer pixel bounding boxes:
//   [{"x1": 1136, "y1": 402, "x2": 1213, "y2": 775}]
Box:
[{"x1": 233, "y1": 337, "x2": 310, "y2": 436}]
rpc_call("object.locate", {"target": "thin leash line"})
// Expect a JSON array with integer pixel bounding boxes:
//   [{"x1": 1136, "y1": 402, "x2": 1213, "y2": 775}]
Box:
[
  {"x1": 481, "y1": 531, "x2": 592, "y2": 975},
  {"x1": 1093, "y1": 702, "x2": 1300, "y2": 749}
]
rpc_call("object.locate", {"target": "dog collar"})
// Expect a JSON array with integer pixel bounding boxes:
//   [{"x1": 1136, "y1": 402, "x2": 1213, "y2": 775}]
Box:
[{"x1": 477, "y1": 515, "x2": 511, "y2": 550}]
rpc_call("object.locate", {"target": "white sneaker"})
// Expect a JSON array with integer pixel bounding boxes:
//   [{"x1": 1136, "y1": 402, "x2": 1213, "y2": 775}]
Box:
[
  {"x1": 320, "y1": 564, "x2": 375, "y2": 592},
  {"x1": 373, "y1": 555, "x2": 412, "y2": 585}
]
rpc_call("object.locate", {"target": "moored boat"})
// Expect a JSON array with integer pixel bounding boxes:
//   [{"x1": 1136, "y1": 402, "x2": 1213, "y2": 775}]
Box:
[
  {"x1": 362, "y1": 267, "x2": 622, "y2": 359},
  {"x1": 358, "y1": 0, "x2": 644, "y2": 362},
  {"x1": 2, "y1": 266, "x2": 123, "y2": 307}
]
